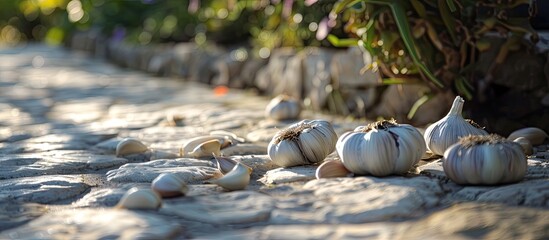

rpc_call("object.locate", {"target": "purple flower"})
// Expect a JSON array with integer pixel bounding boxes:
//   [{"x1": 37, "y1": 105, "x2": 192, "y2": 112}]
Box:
[
  {"x1": 188, "y1": 0, "x2": 199, "y2": 13},
  {"x1": 112, "y1": 26, "x2": 126, "y2": 42},
  {"x1": 282, "y1": 0, "x2": 294, "y2": 18},
  {"x1": 316, "y1": 17, "x2": 336, "y2": 40}
]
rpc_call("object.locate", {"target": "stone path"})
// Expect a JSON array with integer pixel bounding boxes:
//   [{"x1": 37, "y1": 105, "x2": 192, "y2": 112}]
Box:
[{"x1": 0, "y1": 44, "x2": 548, "y2": 239}]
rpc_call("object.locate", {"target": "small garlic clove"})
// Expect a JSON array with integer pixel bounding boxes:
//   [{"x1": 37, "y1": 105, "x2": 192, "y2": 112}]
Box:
[
  {"x1": 211, "y1": 162, "x2": 252, "y2": 191},
  {"x1": 513, "y1": 137, "x2": 533, "y2": 155},
  {"x1": 315, "y1": 160, "x2": 352, "y2": 179},
  {"x1": 508, "y1": 127, "x2": 548, "y2": 145},
  {"x1": 187, "y1": 139, "x2": 222, "y2": 158},
  {"x1": 180, "y1": 136, "x2": 231, "y2": 156},
  {"x1": 213, "y1": 155, "x2": 238, "y2": 174},
  {"x1": 210, "y1": 130, "x2": 246, "y2": 143},
  {"x1": 115, "y1": 187, "x2": 162, "y2": 210},
  {"x1": 116, "y1": 138, "x2": 149, "y2": 157},
  {"x1": 151, "y1": 173, "x2": 188, "y2": 198}
]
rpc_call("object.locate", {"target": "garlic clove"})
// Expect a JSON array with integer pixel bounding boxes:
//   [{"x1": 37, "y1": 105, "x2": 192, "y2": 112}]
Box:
[
  {"x1": 210, "y1": 130, "x2": 246, "y2": 143},
  {"x1": 424, "y1": 96, "x2": 488, "y2": 156},
  {"x1": 180, "y1": 136, "x2": 231, "y2": 157},
  {"x1": 151, "y1": 173, "x2": 188, "y2": 198},
  {"x1": 116, "y1": 138, "x2": 149, "y2": 157},
  {"x1": 265, "y1": 95, "x2": 301, "y2": 121},
  {"x1": 513, "y1": 137, "x2": 533, "y2": 155},
  {"x1": 315, "y1": 160, "x2": 352, "y2": 179},
  {"x1": 213, "y1": 155, "x2": 238, "y2": 174},
  {"x1": 507, "y1": 127, "x2": 548, "y2": 145},
  {"x1": 187, "y1": 139, "x2": 222, "y2": 158},
  {"x1": 115, "y1": 187, "x2": 162, "y2": 210},
  {"x1": 211, "y1": 162, "x2": 252, "y2": 191}
]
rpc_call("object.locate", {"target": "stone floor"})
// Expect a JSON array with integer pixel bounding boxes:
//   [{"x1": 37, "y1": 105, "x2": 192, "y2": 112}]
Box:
[{"x1": 0, "y1": 44, "x2": 548, "y2": 239}]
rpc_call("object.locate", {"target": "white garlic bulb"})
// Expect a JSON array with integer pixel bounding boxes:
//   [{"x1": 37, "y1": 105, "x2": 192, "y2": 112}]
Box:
[
  {"x1": 151, "y1": 173, "x2": 188, "y2": 198},
  {"x1": 424, "y1": 96, "x2": 488, "y2": 155},
  {"x1": 336, "y1": 119, "x2": 426, "y2": 176},
  {"x1": 443, "y1": 134, "x2": 527, "y2": 185},
  {"x1": 513, "y1": 137, "x2": 533, "y2": 155},
  {"x1": 315, "y1": 160, "x2": 352, "y2": 179},
  {"x1": 116, "y1": 138, "x2": 149, "y2": 157},
  {"x1": 268, "y1": 119, "x2": 337, "y2": 167},
  {"x1": 211, "y1": 162, "x2": 252, "y2": 191},
  {"x1": 115, "y1": 187, "x2": 162, "y2": 210},
  {"x1": 265, "y1": 95, "x2": 301, "y2": 120},
  {"x1": 507, "y1": 127, "x2": 548, "y2": 145}
]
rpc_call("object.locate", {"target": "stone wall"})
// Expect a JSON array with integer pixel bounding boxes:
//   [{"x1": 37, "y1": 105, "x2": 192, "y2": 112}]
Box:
[{"x1": 67, "y1": 30, "x2": 549, "y2": 134}]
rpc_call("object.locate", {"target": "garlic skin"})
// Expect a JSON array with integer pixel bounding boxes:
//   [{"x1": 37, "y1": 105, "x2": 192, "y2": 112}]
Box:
[
  {"x1": 443, "y1": 134, "x2": 527, "y2": 185},
  {"x1": 151, "y1": 173, "x2": 188, "y2": 198},
  {"x1": 180, "y1": 136, "x2": 231, "y2": 157},
  {"x1": 507, "y1": 127, "x2": 548, "y2": 145},
  {"x1": 116, "y1": 138, "x2": 149, "y2": 157},
  {"x1": 315, "y1": 160, "x2": 352, "y2": 179},
  {"x1": 116, "y1": 187, "x2": 162, "y2": 210},
  {"x1": 268, "y1": 119, "x2": 337, "y2": 167},
  {"x1": 213, "y1": 155, "x2": 238, "y2": 174},
  {"x1": 424, "y1": 96, "x2": 488, "y2": 156},
  {"x1": 512, "y1": 137, "x2": 533, "y2": 155},
  {"x1": 211, "y1": 162, "x2": 252, "y2": 191},
  {"x1": 265, "y1": 95, "x2": 301, "y2": 120},
  {"x1": 336, "y1": 119, "x2": 426, "y2": 176}
]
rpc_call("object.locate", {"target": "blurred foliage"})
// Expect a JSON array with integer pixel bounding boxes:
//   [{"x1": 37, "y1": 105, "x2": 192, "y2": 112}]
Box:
[
  {"x1": 324, "y1": 0, "x2": 541, "y2": 118},
  {"x1": 0, "y1": 0, "x2": 342, "y2": 52}
]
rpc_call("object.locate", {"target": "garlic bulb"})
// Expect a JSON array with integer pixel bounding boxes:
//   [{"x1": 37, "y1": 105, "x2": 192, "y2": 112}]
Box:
[
  {"x1": 336, "y1": 119, "x2": 426, "y2": 176},
  {"x1": 116, "y1": 187, "x2": 162, "y2": 210},
  {"x1": 268, "y1": 119, "x2": 337, "y2": 167},
  {"x1": 424, "y1": 96, "x2": 488, "y2": 155},
  {"x1": 315, "y1": 160, "x2": 352, "y2": 179},
  {"x1": 151, "y1": 173, "x2": 188, "y2": 198},
  {"x1": 116, "y1": 138, "x2": 149, "y2": 157},
  {"x1": 512, "y1": 137, "x2": 533, "y2": 155},
  {"x1": 211, "y1": 162, "x2": 252, "y2": 191},
  {"x1": 507, "y1": 127, "x2": 548, "y2": 145},
  {"x1": 443, "y1": 134, "x2": 527, "y2": 185},
  {"x1": 265, "y1": 95, "x2": 301, "y2": 120}
]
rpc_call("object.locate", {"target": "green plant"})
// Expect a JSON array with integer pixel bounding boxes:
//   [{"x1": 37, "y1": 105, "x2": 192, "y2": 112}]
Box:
[{"x1": 323, "y1": 0, "x2": 539, "y2": 118}]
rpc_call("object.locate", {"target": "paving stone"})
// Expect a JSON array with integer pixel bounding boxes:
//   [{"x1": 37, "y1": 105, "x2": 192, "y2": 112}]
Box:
[
  {"x1": 268, "y1": 176, "x2": 443, "y2": 224},
  {"x1": 0, "y1": 208, "x2": 182, "y2": 239},
  {"x1": 0, "y1": 201, "x2": 47, "y2": 232},
  {"x1": 106, "y1": 158, "x2": 217, "y2": 183},
  {"x1": 0, "y1": 175, "x2": 89, "y2": 204},
  {"x1": 0, "y1": 151, "x2": 128, "y2": 179},
  {"x1": 160, "y1": 191, "x2": 275, "y2": 224}
]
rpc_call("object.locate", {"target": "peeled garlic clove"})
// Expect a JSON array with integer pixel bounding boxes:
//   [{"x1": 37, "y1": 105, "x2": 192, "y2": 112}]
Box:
[
  {"x1": 513, "y1": 137, "x2": 533, "y2": 155},
  {"x1": 337, "y1": 119, "x2": 426, "y2": 176},
  {"x1": 265, "y1": 95, "x2": 301, "y2": 120},
  {"x1": 507, "y1": 127, "x2": 548, "y2": 145},
  {"x1": 187, "y1": 139, "x2": 221, "y2": 158},
  {"x1": 268, "y1": 119, "x2": 337, "y2": 167},
  {"x1": 443, "y1": 134, "x2": 527, "y2": 185},
  {"x1": 211, "y1": 162, "x2": 252, "y2": 191},
  {"x1": 151, "y1": 173, "x2": 188, "y2": 198},
  {"x1": 213, "y1": 155, "x2": 238, "y2": 174},
  {"x1": 180, "y1": 136, "x2": 231, "y2": 156},
  {"x1": 424, "y1": 96, "x2": 488, "y2": 156},
  {"x1": 116, "y1": 187, "x2": 161, "y2": 210},
  {"x1": 315, "y1": 160, "x2": 352, "y2": 179},
  {"x1": 116, "y1": 138, "x2": 149, "y2": 157}
]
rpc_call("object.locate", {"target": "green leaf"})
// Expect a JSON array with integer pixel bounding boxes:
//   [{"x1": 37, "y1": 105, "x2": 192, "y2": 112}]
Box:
[
  {"x1": 438, "y1": 0, "x2": 458, "y2": 45},
  {"x1": 327, "y1": 34, "x2": 359, "y2": 47},
  {"x1": 454, "y1": 76, "x2": 473, "y2": 100},
  {"x1": 381, "y1": 78, "x2": 422, "y2": 85},
  {"x1": 446, "y1": 0, "x2": 457, "y2": 12},
  {"x1": 410, "y1": 0, "x2": 427, "y2": 19},
  {"x1": 407, "y1": 93, "x2": 433, "y2": 120},
  {"x1": 332, "y1": 0, "x2": 363, "y2": 15}
]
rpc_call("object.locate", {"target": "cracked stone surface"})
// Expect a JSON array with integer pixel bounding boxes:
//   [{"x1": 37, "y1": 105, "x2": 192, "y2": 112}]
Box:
[{"x1": 0, "y1": 44, "x2": 548, "y2": 239}]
